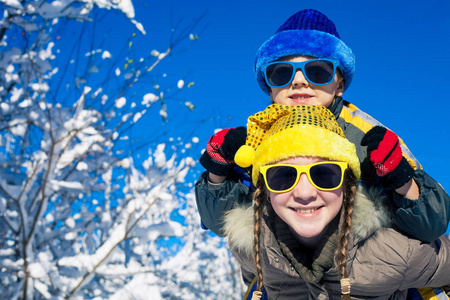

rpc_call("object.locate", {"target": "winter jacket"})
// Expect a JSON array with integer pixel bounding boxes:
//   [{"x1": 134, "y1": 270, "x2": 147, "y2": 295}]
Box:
[
  {"x1": 195, "y1": 97, "x2": 450, "y2": 242},
  {"x1": 223, "y1": 185, "x2": 450, "y2": 299}
]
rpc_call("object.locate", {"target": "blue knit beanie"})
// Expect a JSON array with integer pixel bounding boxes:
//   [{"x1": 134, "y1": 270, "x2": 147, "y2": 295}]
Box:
[{"x1": 255, "y1": 9, "x2": 355, "y2": 95}]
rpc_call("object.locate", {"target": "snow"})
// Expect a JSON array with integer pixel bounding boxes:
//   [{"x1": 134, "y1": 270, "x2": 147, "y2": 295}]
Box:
[
  {"x1": 142, "y1": 93, "x2": 159, "y2": 104},
  {"x1": 10, "y1": 87, "x2": 23, "y2": 103},
  {"x1": 109, "y1": 274, "x2": 163, "y2": 300},
  {"x1": 133, "y1": 112, "x2": 142, "y2": 122},
  {"x1": 34, "y1": 280, "x2": 51, "y2": 299},
  {"x1": 115, "y1": 97, "x2": 126, "y2": 108},
  {"x1": 76, "y1": 161, "x2": 88, "y2": 171},
  {"x1": 1, "y1": 102, "x2": 9, "y2": 112},
  {"x1": 147, "y1": 221, "x2": 184, "y2": 240},
  {"x1": 50, "y1": 180, "x2": 85, "y2": 191},
  {"x1": 65, "y1": 231, "x2": 78, "y2": 240},
  {"x1": 159, "y1": 107, "x2": 167, "y2": 120},
  {"x1": 65, "y1": 217, "x2": 76, "y2": 228},
  {"x1": 30, "y1": 82, "x2": 50, "y2": 93},
  {"x1": 0, "y1": 0, "x2": 23, "y2": 9}
]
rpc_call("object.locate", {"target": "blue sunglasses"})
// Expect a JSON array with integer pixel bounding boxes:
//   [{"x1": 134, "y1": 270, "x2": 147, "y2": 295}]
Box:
[{"x1": 261, "y1": 59, "x2": 341, "y2": 88}]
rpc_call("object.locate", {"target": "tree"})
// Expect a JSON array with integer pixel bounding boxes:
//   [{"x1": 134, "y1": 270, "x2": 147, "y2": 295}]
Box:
[{"x1": 0, "y1": 0, "x2": 243, "y2": 299}]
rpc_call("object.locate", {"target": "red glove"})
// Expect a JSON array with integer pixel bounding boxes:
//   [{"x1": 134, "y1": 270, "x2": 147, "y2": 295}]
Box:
[
  {"x1": 361, "y1": 126, "x2": 414, "y2": 190},
  {"x1": 200, "y1": 127, "x2": 247, "y2": 176}
]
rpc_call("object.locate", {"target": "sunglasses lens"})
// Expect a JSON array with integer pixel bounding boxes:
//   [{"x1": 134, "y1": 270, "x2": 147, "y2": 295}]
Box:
[
  {"x1": 310, "y1": 163, "x2": 342, "y2": 189},
  {"x1": 265, "y1": 63, "x2": 294, "y2": 87},
  {"x1": 265, "y1": 166, "x2": 298, "y2": 191},
  {"x1": 304, "y1": 60, "x2": 335, "y2": 84}
]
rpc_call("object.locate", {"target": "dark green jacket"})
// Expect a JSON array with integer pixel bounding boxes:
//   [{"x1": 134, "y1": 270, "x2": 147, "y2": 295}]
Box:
[{"x1": 195, "y1": 98, "x2": 450, "y2": 242}]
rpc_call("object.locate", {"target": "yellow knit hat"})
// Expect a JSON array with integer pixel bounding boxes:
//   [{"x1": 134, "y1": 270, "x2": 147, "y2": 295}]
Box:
[{"x1": 235, "y1": 104, "x2": 361, "y2": 186}]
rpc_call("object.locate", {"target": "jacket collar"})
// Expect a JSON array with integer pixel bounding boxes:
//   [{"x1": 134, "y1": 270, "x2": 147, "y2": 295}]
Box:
[
  {"x1": 327, "y1": 96, "x2": 344, "y2": 119},
  {"x1": 223, "y1": 184, "x2": 392, "y2": 257},
  {"x1": 272, "y1": 213, "x2": 340, "y2": 283}
]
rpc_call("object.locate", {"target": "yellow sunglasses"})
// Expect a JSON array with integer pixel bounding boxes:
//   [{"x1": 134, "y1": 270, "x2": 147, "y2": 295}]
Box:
[{"x1": 260, "y1": 162, "x2": 348, "y2": 193}]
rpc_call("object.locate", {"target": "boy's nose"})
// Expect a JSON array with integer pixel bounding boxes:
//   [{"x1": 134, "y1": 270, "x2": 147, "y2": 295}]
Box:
[
  {"x1": 291, "y1": 69, "x2": 309, "y2": 87},
  {"x1": 292, "y1": 173, "x2": 317, "y2": 200}
]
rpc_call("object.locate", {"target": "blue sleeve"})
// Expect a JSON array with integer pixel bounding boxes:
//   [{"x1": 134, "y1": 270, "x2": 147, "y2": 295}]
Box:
[{"x1": 391, "y1": 169, "x2": 450, "y2": 242}]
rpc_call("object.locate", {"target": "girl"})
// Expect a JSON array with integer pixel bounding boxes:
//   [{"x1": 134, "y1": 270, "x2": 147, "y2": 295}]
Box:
[{"x1": 224, "y1": 104, "x2": 450, "y2": 299}]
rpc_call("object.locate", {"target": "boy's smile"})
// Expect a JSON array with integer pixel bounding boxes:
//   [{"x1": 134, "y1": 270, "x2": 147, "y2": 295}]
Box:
[{"x1": 287, "y1": 92, "x2": 314, "y2": 105}]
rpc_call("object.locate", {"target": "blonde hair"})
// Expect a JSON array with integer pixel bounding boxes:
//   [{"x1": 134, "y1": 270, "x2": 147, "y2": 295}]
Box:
[{"x1": 252, "y1": 170, "x2": 357, "y2": 299}]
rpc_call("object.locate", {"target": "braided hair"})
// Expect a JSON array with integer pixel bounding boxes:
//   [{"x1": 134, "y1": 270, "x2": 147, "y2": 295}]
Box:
[
  {"x1": 335, "y1": 170, "x2": 357, "y2": 299},
  {"x1": 252, "y1": 175, "x2": 266, "y2": 294}
]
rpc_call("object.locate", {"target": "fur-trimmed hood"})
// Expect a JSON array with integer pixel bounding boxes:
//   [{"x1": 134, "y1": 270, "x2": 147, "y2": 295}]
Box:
[{"x1": 223, "y1": 184, "x2": 391, "y2": 257}]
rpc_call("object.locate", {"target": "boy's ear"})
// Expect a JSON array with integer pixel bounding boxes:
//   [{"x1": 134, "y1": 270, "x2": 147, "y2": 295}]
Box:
[
  {"x1": 269, "y1": 89, "x2": 275, "y2": 103},
  {"x1": 336, "y1": 77, "x2": 345, "y2": 97}
]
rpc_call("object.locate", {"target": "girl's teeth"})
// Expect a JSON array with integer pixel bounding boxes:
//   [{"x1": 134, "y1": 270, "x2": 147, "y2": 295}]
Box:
[{"x1": 295, "y1": 208, "x2": 317, "y2": 213}]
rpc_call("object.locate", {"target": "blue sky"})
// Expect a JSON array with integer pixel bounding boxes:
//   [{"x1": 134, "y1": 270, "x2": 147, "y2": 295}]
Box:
[{"x1": 114, "y1": 1, "x2": 450, "y2": 231}]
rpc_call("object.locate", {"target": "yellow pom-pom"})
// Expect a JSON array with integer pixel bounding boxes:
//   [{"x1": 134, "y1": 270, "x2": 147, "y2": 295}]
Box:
[{"x1": 235, "y1": 145, "x2": 254, "y2": 168}]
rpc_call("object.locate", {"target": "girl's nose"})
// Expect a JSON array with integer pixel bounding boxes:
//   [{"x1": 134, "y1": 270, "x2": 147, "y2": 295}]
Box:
[
  {"x1": 292, "y1": 173, "x2": 317, "y2": 200},
  {"x1": 291, "y1": 69, "x2": 309, "y2": 88}
]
